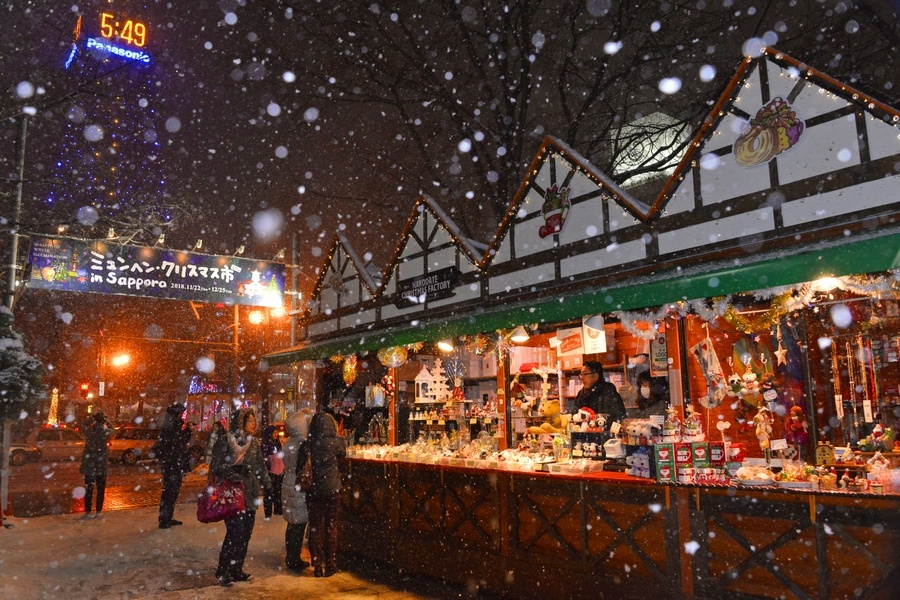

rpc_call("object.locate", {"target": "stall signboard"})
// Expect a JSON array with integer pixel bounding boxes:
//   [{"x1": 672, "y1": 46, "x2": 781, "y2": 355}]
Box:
[
  {"x1": 555, "y1": 327, "x2": 584, "y2": 357},
  {"x1": 394, "y1": 266, "x2": 459, "y2": 308},
  {"x1": 582, "y1": 316, "x2": 607, "y2": 354},
  {"x1": 650, "y1": 333, "x2": 668, "y2": 376},
  {"x1": 27, "y1": 236, "x2": 284, "y2": 307}
]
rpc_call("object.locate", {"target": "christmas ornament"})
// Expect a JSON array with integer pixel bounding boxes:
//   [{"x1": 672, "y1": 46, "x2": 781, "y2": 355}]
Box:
[
  {"x1": 377, "y1": 346, "x2": 408, "y2": 368},
  {"x1": 342, "y1": 355, "x2": 358, "y2": 385}
]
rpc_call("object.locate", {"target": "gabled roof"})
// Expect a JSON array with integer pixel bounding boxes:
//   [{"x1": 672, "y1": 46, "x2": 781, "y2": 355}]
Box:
[
  {"x1": 379, "y1": 194, "x2": 483, "y2": 284},
  {"x1": 305, "y1": 231, "x2": 378, "y2": 319}
]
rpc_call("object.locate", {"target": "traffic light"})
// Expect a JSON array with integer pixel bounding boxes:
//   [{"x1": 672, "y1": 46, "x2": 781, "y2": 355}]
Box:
[{"x1": 79, "y1": 381, "x2": 90, "y2": 398}]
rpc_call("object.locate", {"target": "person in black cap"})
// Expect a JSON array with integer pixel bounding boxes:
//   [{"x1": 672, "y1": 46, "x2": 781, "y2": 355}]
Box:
[
  {"x1": 80, "y1": 411, "x2": 112, "y2": 520},
  {"x1": 154, "y1": 402, "x2": 193, "y2": 528}
]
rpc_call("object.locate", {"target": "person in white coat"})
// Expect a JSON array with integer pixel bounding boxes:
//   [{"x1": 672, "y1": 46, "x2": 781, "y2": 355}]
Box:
[{"x1": 281, "y1": 410, "x2": 312, "y2": 572}]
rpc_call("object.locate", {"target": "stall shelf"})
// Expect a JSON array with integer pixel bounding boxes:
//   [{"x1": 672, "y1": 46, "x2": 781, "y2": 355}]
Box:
[{"x1": 339, "y1": 457, "x2": 899, "y2": 600}]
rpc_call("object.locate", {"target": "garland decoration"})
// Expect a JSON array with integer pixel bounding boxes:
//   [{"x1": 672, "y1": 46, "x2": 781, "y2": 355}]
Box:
[
  {"x1": 723, "y1": 290, "x2": 795, "y2": 334},
  {"x1": 612, "y1": 271, "x2": 900, "y2": 336}
]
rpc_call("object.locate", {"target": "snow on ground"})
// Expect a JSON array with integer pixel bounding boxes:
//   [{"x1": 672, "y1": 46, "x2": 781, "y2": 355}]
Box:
[{"x1": 0, "y1": 504, "x2": 445, "y2": 599}]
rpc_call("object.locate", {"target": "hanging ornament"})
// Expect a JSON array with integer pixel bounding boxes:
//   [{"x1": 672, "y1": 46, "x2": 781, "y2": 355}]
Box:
[
  {"x1": 342, "y1": 355, "x2": 358, "y2": 385},
  {"x1": 381, "y1": 372, "x2": 395, "y2": 396},
  {"x1": 464, "y1": 333, "x2": 490, "y2": 355},
  {"x1": 377, "y1": 346, "x2": 408, "y2": 368},
  {"x1": 774, "y1": 324, "x2": 788, "y2": 365}
]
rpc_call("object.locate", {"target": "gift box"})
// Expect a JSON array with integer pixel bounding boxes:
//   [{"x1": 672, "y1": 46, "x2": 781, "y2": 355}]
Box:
[
  {"x1": 656, "y1": 462, "x2": 675, "y2": 483},
  {"x1": 674, "y1": 442, "x2": 693, "y2": 465},
  {"x1": 691, "y1": 442, "x2": 710, "y2": 467},
  {"x1": 655, "y1": 442, "x2": 675, "y2": 465},
  {"x1": 709, "y1": 441, "x2": 726, "y2": 465}
]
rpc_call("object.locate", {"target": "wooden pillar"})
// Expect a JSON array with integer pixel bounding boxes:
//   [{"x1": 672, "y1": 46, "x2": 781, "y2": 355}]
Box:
[{"x1": 388, "y1": 366, "x2": 398, "y2": 445}]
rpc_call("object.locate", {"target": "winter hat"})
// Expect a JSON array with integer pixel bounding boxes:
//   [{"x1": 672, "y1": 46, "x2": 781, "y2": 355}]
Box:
[
  {"x1": 93, "y1": 411, "x2": 106, "y2": 423},
  {"x1": 285, "y1": 410, "x2": 311, "y2": 441},
  {"x1": 167, "y1": 402, "x2": 186, "y2": 415}
]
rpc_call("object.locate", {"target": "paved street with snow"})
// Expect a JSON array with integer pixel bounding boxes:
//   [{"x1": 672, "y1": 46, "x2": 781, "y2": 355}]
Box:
[{"x1": 0, "y1": 501, "x2": 477, "y2": 599}]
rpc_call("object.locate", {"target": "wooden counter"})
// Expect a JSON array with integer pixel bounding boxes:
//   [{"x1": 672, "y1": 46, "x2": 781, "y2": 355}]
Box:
[{"x1": 338, "y1": 458, "x2": 900, "y2": 599}]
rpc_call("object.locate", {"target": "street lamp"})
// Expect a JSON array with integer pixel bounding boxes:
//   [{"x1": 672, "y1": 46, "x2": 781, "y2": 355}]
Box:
[
  {"x1": 246, "y1": 307, "x2": 288, "y2": 427},
  {"x1": 99, "y1": 346, "x2": 131, "y2": 422}
]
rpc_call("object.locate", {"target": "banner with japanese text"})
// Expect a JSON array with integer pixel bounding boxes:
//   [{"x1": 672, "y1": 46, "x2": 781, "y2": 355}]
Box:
[{"x1": 26, "y1": 236, "x2": 285, "y2": 308}]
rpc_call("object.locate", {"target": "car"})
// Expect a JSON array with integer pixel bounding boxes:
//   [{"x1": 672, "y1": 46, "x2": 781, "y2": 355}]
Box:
[
  {"x1": 27, "y1": 427, "x2": 86, "y2": 462},
  {"x1": 8, "y1": 440, "x2": 41, "y2": 466},
  {"x1": 107, "y1": 426, "x2": 161, "y2": 464}
]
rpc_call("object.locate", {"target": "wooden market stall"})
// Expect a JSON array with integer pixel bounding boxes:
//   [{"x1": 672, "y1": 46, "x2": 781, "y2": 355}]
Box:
[{"x1": 267, "y1": 48, "x2": 900, "y2": 599}]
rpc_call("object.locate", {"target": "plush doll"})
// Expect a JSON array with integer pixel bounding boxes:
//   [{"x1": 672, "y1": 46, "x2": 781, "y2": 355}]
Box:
[
  {"x1": 759, "y1": 372, "x2": 779, "y2": 403},
  {"x1": 740, "y1": 371, "x2": 762, "y2": 405},
  {"x1": 637, "y1": 421, "x2": 655, "y2": 446},
  {"x1": 785, "y1": 405, "x2": 809, "y2": 446},
  {"x1": 727, "y1": 373, "x2": 743, "y2": 397},
  {"x1": 571, "y1": 407, "x2": 594, "y2": 431},
  {"x1": 527, "y1": 399, "x2": 566, "y2": 434}
]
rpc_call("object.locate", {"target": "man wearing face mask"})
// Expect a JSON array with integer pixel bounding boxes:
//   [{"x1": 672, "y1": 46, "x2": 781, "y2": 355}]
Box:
[{"x1": 632, "y1": 371, "x2": 669, "y2": 418}]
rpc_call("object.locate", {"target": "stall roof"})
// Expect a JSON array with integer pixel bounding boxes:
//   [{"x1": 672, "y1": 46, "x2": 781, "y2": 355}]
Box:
[{"x1": 266, "y1": 230, "x2": 900, "y2": 364}]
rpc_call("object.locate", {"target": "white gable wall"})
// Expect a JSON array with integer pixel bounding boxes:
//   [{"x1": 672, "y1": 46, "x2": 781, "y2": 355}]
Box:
[
  {"x1": 867, "y1": 117, "x2": 900, "y2": 161},
  {"x1": 658, "y1": 207, "x2": 775, "y2": 256},
  {"x1": 782, "y1": 176, "x2": 900, "y2": 227},
  {"x1": 779, "y1": 113, "x2": 860, "y2": 184}
]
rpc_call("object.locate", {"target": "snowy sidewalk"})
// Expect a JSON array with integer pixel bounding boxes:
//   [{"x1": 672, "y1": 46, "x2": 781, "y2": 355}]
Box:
[{"x1": 0, "y1": 503, "x2": 466, "y2": 599}]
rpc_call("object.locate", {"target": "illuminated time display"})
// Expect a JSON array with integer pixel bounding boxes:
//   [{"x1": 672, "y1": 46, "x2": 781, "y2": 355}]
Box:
[{"x1": 100, "y1": 12, "x2": 147, "y2": 47}]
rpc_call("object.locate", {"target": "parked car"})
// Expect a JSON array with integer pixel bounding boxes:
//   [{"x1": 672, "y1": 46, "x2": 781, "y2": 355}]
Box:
[
  {"x1": 8, "y1": 439, "x2": 41, "y2": 466},
  {"x1": 27, "y1": 427, "x2": 85, "y2": 462},
  {"x1": 107, "y1": 426, "x2": 160, "y2": 464}
]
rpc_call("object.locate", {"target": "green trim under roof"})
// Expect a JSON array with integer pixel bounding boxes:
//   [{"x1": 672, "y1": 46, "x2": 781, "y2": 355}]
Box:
[{"x1": 266, "y1": 233, "x2": 900, "y2": 365}]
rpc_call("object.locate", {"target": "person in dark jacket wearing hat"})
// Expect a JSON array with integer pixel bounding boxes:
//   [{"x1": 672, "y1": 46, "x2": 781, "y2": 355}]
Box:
[
  {"x1": 307, "y1": 412, "x2": 346, "y2": 577},
  {"x1": 155, "y1": 402, "x2": 193, "y2": 528},
  {"x1": 80, "y1": 411, "x2": 112, "y2": 520}
]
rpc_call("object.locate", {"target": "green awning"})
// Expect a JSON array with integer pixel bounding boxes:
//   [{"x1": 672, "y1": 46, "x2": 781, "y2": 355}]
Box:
[{"x1": 266, "y1": 232, "x2": 900, "y2": 365}]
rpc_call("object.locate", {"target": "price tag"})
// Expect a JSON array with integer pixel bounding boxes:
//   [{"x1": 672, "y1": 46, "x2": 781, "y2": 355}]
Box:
[
  {"x1": 484, "y1": 418, "x2": 492, "y2": 424},
  {"x1": 470, "y1": 418, "x2": 478, "y2": 424},
  {"x1": 438, "y1": 420, "x2": 445, "y2": 425},
  {"x1": 770, "y1": 438, "x2": 788, "y2": 451},
  {"x1": 425, "y1": 420, "x2": 433, "y2": 425},
  {"x1": 610, "y1": 421, "x2": 621, "y2": 434},
  {"x1": 650, "y1": 415, "x2": 665, "y2": 428},
  {"x1": 763, "y1": 389, "x2": 778, "y2": 401},
  {"x1": 572, "y1": 449, "x2": 584, "y2": 458}
]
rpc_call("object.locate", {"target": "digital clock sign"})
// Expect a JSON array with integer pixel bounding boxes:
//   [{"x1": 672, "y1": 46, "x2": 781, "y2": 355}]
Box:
[
  {"x1": 67, "y1": 11, "x2": 152, "y2": 68},
  {"x1": 100, "y1": 12, "x2": 147, "y2": 47}
]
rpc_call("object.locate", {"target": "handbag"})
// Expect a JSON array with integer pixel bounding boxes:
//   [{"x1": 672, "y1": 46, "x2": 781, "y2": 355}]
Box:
[{"x1": 196, "y1": 475, "x2": 247, "y2": 523}]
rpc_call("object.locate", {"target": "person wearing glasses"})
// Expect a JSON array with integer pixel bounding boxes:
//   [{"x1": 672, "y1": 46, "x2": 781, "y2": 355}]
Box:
[{"x1": 570, "y1": 360, "x2": 627, "y2": 425}]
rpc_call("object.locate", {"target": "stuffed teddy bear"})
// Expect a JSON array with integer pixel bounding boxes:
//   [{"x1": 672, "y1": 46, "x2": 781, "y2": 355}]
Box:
[
  {"x1": 740, "y1": 371, "x2": 762, "y2": 405},
  {"x1": 527, "y1": 398, "x2": 566, "y2": 434}
]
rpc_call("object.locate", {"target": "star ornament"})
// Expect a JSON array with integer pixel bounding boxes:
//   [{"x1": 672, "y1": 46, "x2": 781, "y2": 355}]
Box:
[{"x1": 775, "y1": 344, "x2": 787, "y2": 365}]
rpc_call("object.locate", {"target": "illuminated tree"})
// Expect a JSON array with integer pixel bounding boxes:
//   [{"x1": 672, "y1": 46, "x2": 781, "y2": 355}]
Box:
[
  {"x1": 0, "y1": 306, "x2": 46, "y2": 527},
  {"x1": 219, "y1": 0, "x2": 898, "y2": 242}
]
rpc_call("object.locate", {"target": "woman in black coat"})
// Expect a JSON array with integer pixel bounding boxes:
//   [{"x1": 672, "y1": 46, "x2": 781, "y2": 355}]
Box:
[
  {"x1": 79, "y1": 411, "x2": 112, "y2": 519},
  {"x1": 307, "y1": 412, "x2": 346, "y2": 577}
]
